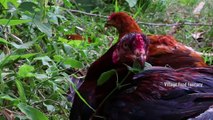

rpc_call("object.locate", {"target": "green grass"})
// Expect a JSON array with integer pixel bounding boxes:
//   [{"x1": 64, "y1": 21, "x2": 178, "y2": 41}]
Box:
[{"x1": 0, "y1": 0, "x2": 212, "y2": 119}]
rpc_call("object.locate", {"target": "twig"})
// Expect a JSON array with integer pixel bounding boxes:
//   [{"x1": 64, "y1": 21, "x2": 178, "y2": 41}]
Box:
[
  {"x1": 137, "y1": 21, "x2": 213, "y2": 26},
  {"x1": 7, "y1": 32, "x2": 23, "y2": 44},
  {"x1": 68, "y1": 9, "x2": 213, "y2": 27},
  {"x1": 167, "y1": 22, "x2": 184, "y2": 35},
  {"x1": 92, "y1": 71, "x2": 131, "y2": 119},
  {"x1": 68, "y1": 9, "x2": 107, "y2": 18}
]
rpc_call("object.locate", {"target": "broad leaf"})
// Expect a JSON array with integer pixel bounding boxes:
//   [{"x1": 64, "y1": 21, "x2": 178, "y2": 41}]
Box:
[
  {"x1": 0, "y1": 37, "x2": 10, "y2": 45},
  {"x1": 126, "y1": 0, "x2": 138, "y2": 7},
  {"x1": 0, "y1": 55, "x2": 20, "y2": 68},
  {"x1": 0, "y1": 0, "x2": 19, "y2": 9},
  {"x1": 53, "y1": 55, "x2": 64, "y2": 63},
  {"x1": 34, "y1": 15, "x2": 52, "y2": 37},
  {"x1": 34, "y1": 56, "x2": 52, "y2": 67},
  {"x1": 43, "y1": 103, "x2": 55, "y2": 112},
  {"x1": 35, "y1": 73, "x2": 49, "y2": 80},
  {"x1": 0, "y1": 95, "x2": 16, "y2": 101},
  {"x1": 20, "y1": 53, "x2": 38, "y2": 59},
  {"x1": 18, "y1": 64, "x2": 35, "y2": 78},
  {"x1": 18, "y1": 2, "x2": 38, "y2": 13},
  {"x1": 17, "y1": 103, "x2": 48, "y2": 120},
  {"x1": 15, "y1": 80, "x2": 27, "y2": 102},
  {"x1": 97, "y1": 69, "x2": 116, "y2": 86},
  {"x1": 63, "y1": 58, "x2": 83, "y2": 68},
  {"x1": 125, "y1": 64, "x2": 141, "y2": 73},
  {"x1": 0, "y1": 19, "x2": 31, "y2": 25},
  {"x1": 144, "y1": 62, "x2": 152, "y2": 70},
  {"x1": 10, "y1": 41, "x2": 34, "y2": 49}
]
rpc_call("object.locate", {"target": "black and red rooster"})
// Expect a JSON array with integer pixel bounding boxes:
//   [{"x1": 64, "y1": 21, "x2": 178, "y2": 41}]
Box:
[{"x1": 69, "y1": 33, "x2": 213, "y2": 120}]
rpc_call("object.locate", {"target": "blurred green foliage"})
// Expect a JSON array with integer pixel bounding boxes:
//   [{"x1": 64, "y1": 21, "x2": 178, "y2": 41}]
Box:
[{"x1": 0, "y1": 0, "x2": 212, "y2": 119}]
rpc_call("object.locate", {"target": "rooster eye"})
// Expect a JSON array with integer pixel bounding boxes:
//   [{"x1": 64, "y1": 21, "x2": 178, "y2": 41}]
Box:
[{"x1": 123, "y1": 43, "x2": 128, "y2": 49}]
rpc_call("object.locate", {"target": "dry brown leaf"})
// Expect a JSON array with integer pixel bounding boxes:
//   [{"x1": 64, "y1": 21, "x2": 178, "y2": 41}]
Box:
[
  {"x1": 193, "y1": 1, "x2": 205, "y2": 16},
  {"x1": 107, "y1": 36, "x2": 114, "y2": 46},
  {"x1": 1, "y1": 109, "x2": 15, "y2": 120},
  {"x1": 192, "y1": 31, "x2": 205, "y2": 41}
]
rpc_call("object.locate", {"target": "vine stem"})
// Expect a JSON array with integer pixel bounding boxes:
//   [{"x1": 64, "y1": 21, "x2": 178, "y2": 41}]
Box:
[
  {"x1": 67, "y1": 9, "x2": 213, "y2": 26},
  {"x1": 91, "y1": 71, "x2": 132, "y2": 119}
]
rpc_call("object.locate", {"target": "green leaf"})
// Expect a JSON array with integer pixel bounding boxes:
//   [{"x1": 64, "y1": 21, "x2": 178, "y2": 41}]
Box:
[
  {"x1": 34, "y1": 15, "x2": 52, "y2": 37},
  {"x1": 125, "y1": 62, "x2": 152, "y2": 73},
  {"x1": 35, "y1": 73, "x2": 49, "y2": 80},
  {"x1": 63, "y1": 58, "x2": 83, "y2": 68},
  {"x1": 74, "y1": 0, "x2": 104, "y2": 12},
  {"x1": 43, "y1": 103, "x2": 55, "y2": 112},
  {"x1": 97, "y1": 69, "x2": 116, "y2": 86},
  {"x1": 115, "y1": 0, "x2": 119, "y2": 12},
  {"x1": 63, "y1": 0, "x2": 73, "y2": 7},
  {"x1": 144, "y1": 62, "x2": 152, "y2": 70},
  {"x1": 53, "y1": 55, "x2": 64, "y2": 63},
  {"x1": 15, "y1": 80, "x2": 27, "y2": 102},
  {"x1": 0, "y1": 95, "x2": 16, "y2": 101},
  {"x1": 0, "y1": 0, "x2": 19, "y2": 9},
  {"x1": 70, "y1": 81, "x2": 95, "y2": 112},
  {"x1": 20, "y1": 53, "x2": 38, "y2": 59},
  {"x1": 17, "y1": 103, "x2": 48, "y2": 120},
  {"x1": 0, "y1": 37, "x2": 10, "y2": 45},
  {"x1": 58, "y1": 37, "x2": 88, "y2": 47},
  {"x1": 68, "y1": 40, "x2": 85, "y2": 46},
  {"x1": 10, "y1": 41, "x2": 34, "y2": 49},
  {"x1": 126, "y1": 0, "x2": 138, "y2": 7},
  {"x1": 58, "y1": 37, "x2": 68, "y2": 43},
  {"x1": 17, "y1": 64, "x2": 35, "y2": 78},
  {"x1": 125, "y1": 64, "x2": 141, "y2": 73},
  {"x1": 34, "y1": 56, "x2": 52, "y2": 67},
  {"x1": 0, "y1": 19, "x2": 31, "y2": 25},
  {"x1": 6, "y1": 55, "x2": 20, "y2": 61},
  {"x1": 0, "y1": 55, "x2": 20, "y2": 68},
  {"x1": 18, "y1": 2, "x2": 38, "y2": 13},
  {"x1": 63, "y1": 43, "x2": 73, "y2": 56}
]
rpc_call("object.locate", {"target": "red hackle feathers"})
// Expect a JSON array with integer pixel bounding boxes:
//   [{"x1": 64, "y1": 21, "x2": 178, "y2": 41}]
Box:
[{"x1": 106, "y1": 12, "x2": 207, "y2": 68}]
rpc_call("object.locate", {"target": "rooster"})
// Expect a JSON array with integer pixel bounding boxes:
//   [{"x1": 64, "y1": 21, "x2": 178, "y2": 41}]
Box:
[
  {"x1": 69, "y1": 33, "x2": 149, "y2": 119},
  {"x1": 93, "y1": 33, "x2": 213, "y2": 120},
  {"x1": 105, "y1": 12, "x2": 207, "y2": 68}
]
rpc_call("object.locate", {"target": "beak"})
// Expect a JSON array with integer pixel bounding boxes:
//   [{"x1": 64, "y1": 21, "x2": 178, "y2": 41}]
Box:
[
  {"x1": 134, "y1": 49, "x2": 147, "y2": 66},
  {"x1": 139, "y1": 55, "x2": 146, "y2": 63}
]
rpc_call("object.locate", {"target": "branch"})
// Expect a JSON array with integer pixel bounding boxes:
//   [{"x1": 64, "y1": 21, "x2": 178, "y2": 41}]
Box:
[
  {"x1": 68, "y1": 9, "x2": 213, "y2": 27},
  {"x1": 137, "y1": 21, "x2": 213, "y2": 26},
  {"x1": 68, "y1": 9, "x2": 107, "y2": 18}
]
